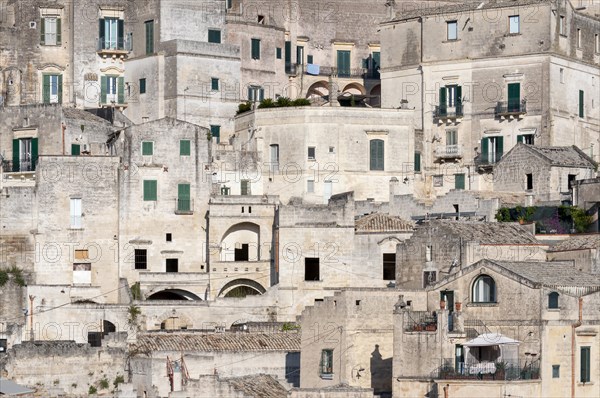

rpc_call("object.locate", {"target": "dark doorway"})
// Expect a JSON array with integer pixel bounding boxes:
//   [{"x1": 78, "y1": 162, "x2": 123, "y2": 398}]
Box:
[
  {"x1": 304, "y1": 257, "x2": 320, "y2": 281},
  {"x1": 87, "y1": 332, "x2": 102, "y2": 347},
  {"x1": 235, "y1": 244, "x2": 249, "y2": 261},
  {"x1": 166, "y1": 258, "x2": 179, "y2": 272},
  {"x1": 383, "y1": 253, "x2": 395, "y2": 280},
  {"x1": 442, "y1": 290, "x2": 454, "y2": 331}
]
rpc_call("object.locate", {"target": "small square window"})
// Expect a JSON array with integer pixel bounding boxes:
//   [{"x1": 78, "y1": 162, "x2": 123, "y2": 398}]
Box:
[
  {"x1": 447, "y1": 21, "x2": 458, "y2": 41},
  {"x1": 139, "y1": 78, "x2": 146, "y2": 94},
  {"x1": 166, "y1": 233, "x2": 172, "y2": 242},
  {"x1": 307, "y1": 55, "x2": 314, "y2": 64},
  {"x1": 142, "y1": 141, "x2": 153, "y2": 156},
  {"x1": 308, "y1": 147, "x2": 316, "y2": 160},
  {"x1": 208, "y1": 29, "x2": 221, "y2": 43},
  {"x1": 509, "y1": 15, "x2": 520, "y2": 34},
  {"x1": 329, "y1": 146, "x2": 335, "y2": 153},
  {"x1": 211, "y1": 77, "x2": 219, "y2": 91},
  {"x1": 552, "y1": 365, "x2": 560, "y2": 378}
]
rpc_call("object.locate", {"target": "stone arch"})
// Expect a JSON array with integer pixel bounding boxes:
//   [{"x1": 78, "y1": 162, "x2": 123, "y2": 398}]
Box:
[
  {"x1": 342, "y1": 82, "x2": 366, "y2": 95},
  {"x1": 221, "y1": 222, "x2": 260, "y2": 262},
  {"x1": 146, "y1": 289, "x2": 202, "y2": 301},
  {"x1": 156, "y1": 311, "x2": 193, "y2": 330},
  {"x1": 218, "y1": 278, "x2": 266, "y2": 298},
  {"x1": 306, "y1": 81, "x2": 330, "y2": 100},
  {"x1": 370, "y1": 84, "x2": 381, "y2": 107}
]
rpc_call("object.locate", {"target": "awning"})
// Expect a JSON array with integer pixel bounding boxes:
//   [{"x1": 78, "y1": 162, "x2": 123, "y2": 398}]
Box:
[
  {"x1": 463, "y1": 333, "x2": 520, "y2": 347},
  {"x1": 0, "y1": 379, "x2": 35, "y2": 396}
]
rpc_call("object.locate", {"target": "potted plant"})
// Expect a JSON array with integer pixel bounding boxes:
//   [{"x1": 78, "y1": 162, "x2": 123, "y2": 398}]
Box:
[
  {"x1": 494, "y1": 361, "x2": 507, "y2": 380},
  {"x1": 455, "y1": 301, "x2": 462, "y2": 311}
]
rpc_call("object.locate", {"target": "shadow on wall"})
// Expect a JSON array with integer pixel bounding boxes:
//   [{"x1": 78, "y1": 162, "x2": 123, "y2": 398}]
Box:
[{"x1": 370, "y1": 344, "x2": 392, "y2": 396}]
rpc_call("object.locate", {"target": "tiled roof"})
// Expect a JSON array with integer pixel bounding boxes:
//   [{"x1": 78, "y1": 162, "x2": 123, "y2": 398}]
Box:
[
  {"x1": 355, "y1": 213, "x2": 414, "y2": 232},
  {"x1": 490, "y1": 260, "x2": 600, "y2": 288},
  {"x1": 391, "y1": 0, "x2": 551, "y2": 22},
  {"x1": 430, "y1": 220, "x2": 541, "y2": 245},
  {"x1": 226, "y1": 374, "x2": 288, "y2": 398},
  {"x1": 133, "y1": 332, "x2": 300, "y2": 352},
  {"x1": 62, "y1": 107, "x2": 112, "y2": 124},
  {"x1": 525, "y1": 145, "x2": 596, "y2": 167},
  {"x1": 548, "y1": 234, "x2": 600, "y2": 252}
]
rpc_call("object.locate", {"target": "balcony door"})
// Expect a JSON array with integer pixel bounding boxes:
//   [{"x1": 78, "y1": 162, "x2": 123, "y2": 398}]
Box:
[{"x1": 507, "y1": 83, "x2": 520, "y2": 112}]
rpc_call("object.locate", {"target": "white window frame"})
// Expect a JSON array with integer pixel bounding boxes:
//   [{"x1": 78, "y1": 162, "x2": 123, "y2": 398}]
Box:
[
  {"x1": 70, "y1": 198, "x2": 82, "y2": 229},
  {"x1": 509, "y1": 15, "x2": 520, "y2": 34},
  {"x1": 44, "y1": 17, "x2": 58, "y2": 45},
  {"x1": 104, "y1": 18, "x2": 119, "y2": 49},
  {"x1": 307, "y1": 179, "x2": 315, "y2": 193},
  {"x1": 49, "y1": 75, "x2": 59, "y2": 103},
  {"x1": 447, "y1": 21, "x2": 458, "y2": 41},
  {"x1": 106, "y1": 76, "x2": 118, "y2": 103}
]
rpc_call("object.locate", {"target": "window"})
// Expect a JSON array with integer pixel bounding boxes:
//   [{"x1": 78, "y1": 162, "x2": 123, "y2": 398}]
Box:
[
  {"x1": 324, "y1": 180, "x2": 333, "y2": 202},
  {"x1": 336, "y1": 50, "x2": 350, "y2": 77},
  {"x1": 579, "y1": 90, "x2": 584, "y2": 118},
  {"x1": 472, "y1": 275, "x2": 496, "y2": 303},
  {"x1": 548, "y1": 292, "x2": 559, "y2": 309},
  {"x1": 71, "y1": 144, "x2": 80, "y2": 156},
  {"x1": 509, "y1": 15, "x2": 520, "y2": 34},
  {"x1": 568, "y1": 174, "x2": 577, "y2": 191},
  {"x1": 210, "y1": 125, "x2": 221, "y2": 144},
  {"x1": 180, "y1": 140, "x2": 191, "y2": 156},
  {"x1": 166, "y1": 258, "x2": 179, "y2": 273},
  {"x1": 41, "y1": 17, "x2": 61, "y2": 46},
  {"x1": 455, "y1": 174, "x2": 465, "y2": 190},
  {"x1": 143, "y1": 180, "x2": 157, "y2": 201},
  {"x1": 235, "y1": 244, "x2": 249, "y2": 261},
  {"x1": 134, "y1": 249, "x2": 147, "y2": 270},
  {"x1": 221, "y1": 186, "x2": 230, "y2": 195},
  {"x1": 257, "y1": 15, "x2": 265, "y2": 24},
  {"x1": 208, "y1": 29, "x2": 221, "y2": 44},
  {"x1": 99, "y1": 17, "x2": 124, "y2": 50},
  {"x1": 329, "y1": 146, "x2": 335, "y2": 153},
  {"x1": 447, "y1": 21, "x2": 458, "y2": 40},
  {"x1": 307, "y1": 179, "x2": 315, "y2": 193},
  {"x1": 100, "y1": 75, "x2": 124, "y2": 104},
  {"x1": 433, "y1": 175, "x2": 444, "y2": 187},
  {"x1": 12, "y1": 138, "x2": 38, "y2": 172},
  {"x1": 559, "y1": 16, "x2": 566, "y2": 36},
  {"x1": 580, "y1": 347, "x2": 591, "y2": 383},
  {"x1": 142, "y1": 141, "x2": 153, "y2": 156},
  {"x1": 425, "y1": 245, "x2": 432, "y2": 262},
  {"x1": 305, "y1": 257, "x2": 320, "y2": 281},
  {"x1": 414, "y1": 152, "x2": 421, "y2": 172},
  {"x1": 307, "y1": 54, "x2": 314, "y2": 64},
  {"x1": 74, "y1": 249, "x2": 89, "y2": 260},
  {"x1": 481, "y1": 136, "x2": 504, "y2": 163},
  {"x1": 248, "y1": 86, "x2": 264, "y2": 102},
  {"x1": 308, "y1": 146, "x2": 316, "y2": 160},
  {"x1": 552, "y1": 365, "x2": 560, "y2": 378},
  {"x1": 446, "y1": 130, "x2": 458, "y2": 146},
  {"x1": 42, "y1": 74, "x2": 62, "y2": 104},
  {"x1": 383, "y1": 253, "x2": 395, "y2": 281},
  {"x1": 517, "y1": 134, "x2": 534, "y2": 145},
  {"x1": 369, "y1": 139, "x2": 384, "y2": 171},
  {"x1": 560, "y1": 68, "x2": 564, "y2": 83},
  {"x1": 145, "y1": 20, "x2": 154, "y2": 54},
  {"x1": 251, "y1": 38, "x2": 261, "y2": 59},
  {"x1": 139, "y1": 78, "x2": 146, "y2": 94},
  {"x1": 70, "y1": 198, "x2": 82, "y2": 229},
  {"x1": 241, "y1": 180, "x2": 250, "y2": 195},
  {"x1": 276, "y1": 47, "x2": 282, "y2": 59},
  {"x1": 296, "y1": 45, "x2": 304, "y2": 64},
  {"x1": 226, "y1": 0, "x2": 233, "y2": 9},
  {"x1": 370, "y1": 51, "x2": 380, "y2": 79},
  {"x1": 211, "y1": 77, "x2": 219, "y2": 91},
  {"x1": 270, "y1": 144, "x2": 279, "y2": 172},
  {"x1": 577, "y1": 29, "x2": 582, "y2": 48},
  {"x1": 526, "y1": 173, "x2": 533, "y2": 190},
  {"x1": 596, "y1": 34, "x2": 600, "y2": 53},
  {"x1": 507, "y1": 82, "x2": 521, "y2": 112},
  {"x1": 320, "y1": 349, "x2": 333, "y2": 377},
  {"x1": 177, "y1": 183, "x2": 191, "y2": 212},
  {"x1": 166, "y1": 233, "x2": 172, "y2": 242},
  {"x1": 423, "y1": 271, "x2": 436, "y2": 288}
]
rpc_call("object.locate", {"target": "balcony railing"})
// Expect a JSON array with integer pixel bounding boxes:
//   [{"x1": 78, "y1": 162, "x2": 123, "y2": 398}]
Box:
[
  {"x1": 175, "y1": 198, "x2": 194, "y2": 214},
  {"x1": 434, "y1": 102, "x2": 463, "y2": 119},
  {"x1": 404, "y1": 311, "x2": 438, "y2": 332},
  {"x1": 96, "y1": 37, "x2": 131, "y2": 53},
  {"x1": 495, "y1": 100, "x2": 526, "y2": 116},
  {"x1": 302, "y1": 65, "x2": 367, "y2": 78},
  {"x1": 285, "y1": 63, "x2": 297, "y2": 75},
  {"x1": 434, "y1": 358, "x2": 540, "y2": 381},
  {"x1": 434, "y1": 145, "x2": 462, "y2": 159},
  {"x1": 1, "y1": 159, "x2": 37, "y2": 173}
]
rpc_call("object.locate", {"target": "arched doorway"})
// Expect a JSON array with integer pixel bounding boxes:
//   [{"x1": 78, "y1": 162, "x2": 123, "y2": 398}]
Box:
[
  {"x1": 221, "y1": 222, "x2": 260, "y2": 262},
  {"x1": 218, "y1": 279, "x2": 266, "y2": 298},
  {"x1": 146, "y1": 289, "x2": 202, "y2": 301},
  {"x1": 306, "y1": 81, "x2": 330, "y2": 104}
]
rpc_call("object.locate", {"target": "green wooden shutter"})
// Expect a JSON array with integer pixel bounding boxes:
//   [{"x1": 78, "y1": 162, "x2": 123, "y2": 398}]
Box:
[
  {"x1": 251, "y1": 39, "x2": 260, "y2": 59},
  {"x1": 100, "y1": 76, "x2": 107, "y2": 104},
  {"x1": 370, "y1": 140, "x2": 384, "y2": 170},
  {"x1": 211, "y1": 78, "x2": 219, "y2": 91},
  {"x1": 337, "y1": 50, "x2": 350, "y2": 77},
  {"x1": 57, "y1": 75, "x2": 63, "y2": 104},
  {"x1": 481, "y1": 138, "x2": 489, "y2": 163},
  {"x1": 117, "y1": 19, "x2": 124, "y2": 49},
  {"x1": 118, "y1": 77, "x2": 125, "y2": 104},
  {"x1": 99, "y1": 19, "x2": 105, "y2": 49},
  {"x1": 497, "y1": 136, "x2": 504, "y2": 160},
  {"x1": 144, "y1": 180, "x2": 157, "y2": 201},
  {"x1": 276, "y1": 47, "x2": 282, "y2": 59},
  {"x1": 455, "y1": 174, "x2": 465, "y2": 190},
  {"x1": 146, "y1": 21, "x2": 154, "y2": 53},
  {"x1": 296, "y1": 45, "x2": 303, "y2": 64},
  {"x1": 508, "y1": 83, "x2": 520, "y2": 111},
  {"x1": 208, "y1": 29, "x2": 221, "y2": 44},
  {"x1": 307, "y1": 54, "x2": 313, "y2": 64},
  {"x1": 285, "y1": 41, "x2": 291, "y2": 63},
  {"x1": 414, "y1": 152, "x2": 421, "y2": 172},
  {"x1": 439, "y1": 87, "x2": 447, "y2": 106},
  {"x1": 241, "y1": 180, "x2": 249, "y2": 195},
  {"x1": 56, "y1": 18, "x2": 61, "y2": 45},
  {"x1": 31, "y1": 138, "x2": 38, "y2": 171},
  {"x1": 517, "y1": 135, "x2": 524, "y2": 143},
  {"x1": 40, "y1": 18, "x2": 46, "y2": 45},
  {"x1": 581, "y1": 347, "x2": 590, "y2": 382},
  {"x1": 456, "y1": 85, "x2": 462, "y2": 105},
  {"x1": 178, "y1": 183, "x2": 190, "y2": 211},
  {"x1": 142, "y1": 141, "x2": 153, "y2": 155},
  {"x1": 42, "y1": 75, "x2": 50, "y2": 103},
  {"x1": 180, "y1": 140, "x2": 191, "y2": 156},
  {"x1": 210, "y1": 125, "x2": 221, "y2": 144},
  {"x1": 12, "y1": 139, "x2": 20, "y2": 172},
  {"x1": 373, "y1": 51, "x2": 380, "y2": 78},
  {"x1": 579, "y1": 90, "x2": 584, "y2": 118},
  {"x1": 71, "y1": 144, "x2": 81, "y2": 156}
]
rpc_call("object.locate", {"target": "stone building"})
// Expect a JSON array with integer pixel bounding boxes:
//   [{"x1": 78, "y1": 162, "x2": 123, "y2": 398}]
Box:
[
  {"x1": 393, "y1": 258, "x2": 600, "y2": 398},
  {"x1": 396, "y1": 220, "x2": 547, "y2": 290},
  {"x1": 381, "y1": 0, "x2": 600, "y2": 199},
  {"x1": 547, "y1": 233, "x2": 600, "y2": 273},
  {"x1": 493, "y1": 143, "x2": 596, "y2": 205}
]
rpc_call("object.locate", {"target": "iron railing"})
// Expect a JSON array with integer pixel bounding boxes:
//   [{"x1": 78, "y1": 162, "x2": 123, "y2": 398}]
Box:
[
  {"x1": 434, "y1": 358, "x2": 540, "y2": 381},
  {"x1": 495, "y1": 100, "x2": 527, "y2": 115},
  {"x1": 302, "y1": 65, "x2": 367, "y2": 78},
  {"x1": 1, "y1": 159, "x2": 37, "y2": 173},
  {"x1": 434, "y1": 102, "x2": 463, "y2": 118},
  {"x1": 404, "y1": 311, "x2": 438, "y2": 332},
  {"x1": 96, "y1": 37, "x2": 131, "y2": 52}
]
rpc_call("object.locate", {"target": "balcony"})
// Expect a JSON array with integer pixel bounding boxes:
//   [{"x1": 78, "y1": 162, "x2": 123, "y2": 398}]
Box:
[
  {"x1": 1, "y1": 160, "x2": 36, "y2": 187},
  {"x1": 1, "y1": 159, "x2": 36, "y2": 173},
  {"x1": 175, "y1": 198, "x2": 194, "y2": 215},
  {"x1": 302, "y1": 65, "x2": 367, "y2": 78},
  {"x1": 404, "y1": 311, "x2": 438, "y2": 332},
  {"x1": 96, "y1": 37, "x2": 131, "y2": 58},
  {"x1": 434, "y1": 102, "x2": 463, "y2": 122},
  {"x1": 285, "y1": 63, "x2": 297, "y2": 75},
  {"x1": 434, "y1": 145, "x2": 462, "y2": 161},
  {"x1": 495, "y1": 100, "x2": 526, "y2": 118},
  {"x1": 434, "y1": 358, "x2": 540, "y2": 381}
]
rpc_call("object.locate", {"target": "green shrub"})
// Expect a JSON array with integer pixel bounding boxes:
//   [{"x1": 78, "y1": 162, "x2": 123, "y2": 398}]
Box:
[
  {"x1": 113, "y1": 375, "x2": 125, "y2": 388},
  {"x1": 88, "y1": 386, "x2": 98, "y2": 395},
  {"x1": 257, "y1": 98, "x2": 276, "y2": 109},
  {"x1": 237, "y1": 101, "x2": 252, "y2": 114},
  {"x1": 130, "y1": 282, "x2": 141, "y2": 300},
  {"x1": 291, "y1": 98, "x2": 311, "y2": 106},
  {"x1": 276, "y1": 96, "x2": 293, "y2": 107},
  {"x1": 99, "y1": 378, "x2": 109, "y2": 389}
]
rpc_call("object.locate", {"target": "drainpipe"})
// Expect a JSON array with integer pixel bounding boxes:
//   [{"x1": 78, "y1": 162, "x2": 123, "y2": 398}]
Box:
[
  {"x1": 443, "y1": 384, "x2": 449, "y2": 398},
  {"x1": 571, "y1": 297, "x2": 583, "y2": 398},
  {"x1": 61, "y1": 123, "x2": 66, "y2": 155}
]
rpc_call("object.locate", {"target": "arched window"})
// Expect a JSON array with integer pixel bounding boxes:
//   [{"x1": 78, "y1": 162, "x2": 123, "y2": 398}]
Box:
[
  {"x1": 472, "y1": 275, "x2": 496, "y2": 303},
  {"x1": 370, "y1": 139, "x2": 384, "y2": 171},
  {"x1": 548, "y1": 292, "x2": 560, "y2": 309}
]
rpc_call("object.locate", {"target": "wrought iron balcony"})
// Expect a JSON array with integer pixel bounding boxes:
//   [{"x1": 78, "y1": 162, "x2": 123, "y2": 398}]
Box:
[
  {"x1": 495, "y1": 100, "x2": 526, "y2": 116},
  {"x1": 434, "y1": 145, "x2": 463, "y2": 160},
  {"x1": 96, "y1": 37, "x2": 131, "y2": 56},
  {"x1": 434, "y1": 102, "x2": 463, "y2": 120},
  {"x1": 434, "y1": 358, "x2": 541, "y2": 381},
  {"x1": 1, "y1": 159, "x2": 36, "y2": 173}
]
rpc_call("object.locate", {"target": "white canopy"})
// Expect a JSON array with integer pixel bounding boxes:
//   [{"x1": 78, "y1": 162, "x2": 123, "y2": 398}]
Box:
[{"x1": 463, "y1": 333, "x2": 520, "y2": 347}]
